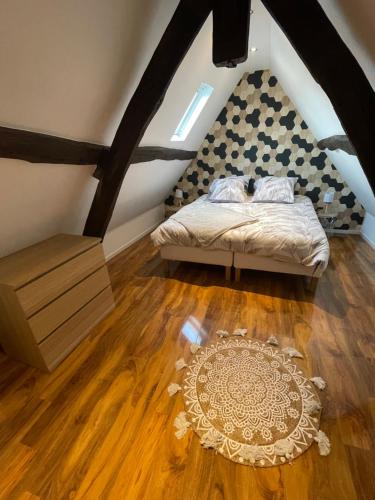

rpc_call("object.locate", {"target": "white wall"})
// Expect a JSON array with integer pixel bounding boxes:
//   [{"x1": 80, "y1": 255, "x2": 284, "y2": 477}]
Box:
[
  {"x1": 0, "y1": 0, "x2": 179, "y2": 144},
  {"x1": 0, "y1": 159, "x2": 97, "y2": 256},
  {"x1": 362, "y1": 213, "x2": 375, "y2": 249},
  {"x1": 108, "y1": 160, "x2": 190, "y2": 230},
  {"x1": 103, "y1": 204, "x2": 165, "y2": 259},
  {"x1": 0, "y1": 0, "x2": 271, "y2": 258}
]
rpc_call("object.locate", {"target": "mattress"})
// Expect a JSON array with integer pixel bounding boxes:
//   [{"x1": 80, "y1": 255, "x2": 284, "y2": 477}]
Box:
[{"x1": 151, "y1": 195, "x2": 330, "y2": 270}]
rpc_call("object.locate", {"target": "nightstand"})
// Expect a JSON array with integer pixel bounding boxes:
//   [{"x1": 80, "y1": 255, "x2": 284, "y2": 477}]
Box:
[
  {"x1": 165, "y1": 205, "x2": 182, "y2": 219},
  {"x1": 317, "y1": 212, "x2": 338, "y2": 234}
]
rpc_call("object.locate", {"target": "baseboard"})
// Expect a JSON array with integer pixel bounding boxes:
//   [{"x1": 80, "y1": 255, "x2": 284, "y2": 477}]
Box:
[
  {"x1": 361, "y1": 213, "x2": 375, "y2": 249},
  {"x1": 105, "y1": 221, "x2": 162, "y2": 261},
  {"x1": 103, "y1": 204, "x2": 164, "y2": 260},
  {"x1": 361, "y1": 232, "x2": 375, "y2": 250},
  {"x1": 326, "y1": 228, "x2": 361, "y2": 235}
]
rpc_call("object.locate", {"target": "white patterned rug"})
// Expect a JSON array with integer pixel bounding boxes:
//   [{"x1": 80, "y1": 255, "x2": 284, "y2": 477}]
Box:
[{"x1": 170, "y1": 335, "x2": 329, "y2": 467}]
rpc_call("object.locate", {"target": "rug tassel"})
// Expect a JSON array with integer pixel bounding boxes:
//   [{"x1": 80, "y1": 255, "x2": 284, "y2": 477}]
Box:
[
  {"x1": 314, "y1": 430, "x2": 331, "y2": 456},
  {"x1": 238, "y1": 445, "x2": 266, "y2": 465},
  {"x1": 274, "y1": 439, "x2": 294, "y2": 460},
  {"x1": 175, "y1": 358, "x2": 187, "y2": 371},
  {"x1": 167, "y1": 383, "x2": 181, "y2": 396},
  {"x1": 305, "y1": 398, "x2": 322, "y2": 415},
  {"x1": 310, "y1": 376, "x2": 327, "y2": 390},
  {"x1": 200, "y1": 429, "x2": 224, "y2": 449},
  {"x1": 233, "y1": 328, "x2": 247, "y2": 337},
  {"x1": 190, "y1": 343, "x2": 201, "y2": 354},
  {"x1": 174, "y1": 412, "x2": 191, "y2": 439},
  {"x1": 216, "y1": 330, "x2": 229, "y2": 338},
  {"x1": 281, "y1": 346, "x2": 304, "y2": 359},
  {"x1": 266, "y1": 336, "x2": 279, "y2": 346}
]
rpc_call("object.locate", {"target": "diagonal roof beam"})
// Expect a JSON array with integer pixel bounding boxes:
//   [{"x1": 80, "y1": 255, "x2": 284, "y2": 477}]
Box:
[
  {"x1": 262, "y1": 0, "x2": 375, "y2": 191},
  {"x1": 83, "y1": 0, "x2": 214, "y2": 238},
  {"x1": 84, "y1": 0, "x2": 252, "y2": 238}
]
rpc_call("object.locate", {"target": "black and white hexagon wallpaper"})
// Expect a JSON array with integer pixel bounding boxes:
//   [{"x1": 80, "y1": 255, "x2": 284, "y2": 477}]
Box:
[{"x1": 166, "y1": 69, "x2": 364, "y2": 230}]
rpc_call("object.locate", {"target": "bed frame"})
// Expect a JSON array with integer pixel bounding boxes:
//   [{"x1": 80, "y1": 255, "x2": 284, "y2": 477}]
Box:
[
  {"x1": 160, "y1": 245, "x2": 323, "y2": 290},
  {"x1": 160, "y1": 245, "x2": 233, "y2": 280}
]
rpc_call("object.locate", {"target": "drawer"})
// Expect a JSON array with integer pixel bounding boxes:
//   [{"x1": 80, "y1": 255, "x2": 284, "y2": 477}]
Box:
[
  {"x1": 17, "y1": 244, "x2": 105, "y2": 317},
  {"x1": 0, "y1": 234, "x2": 100, "y2": 289},
  {"x1": 39, "y1": 286, "x2": 115, "y2": 371},
  {"x1": 29, "y1": 266, "x2": 111, "y2": 343}
]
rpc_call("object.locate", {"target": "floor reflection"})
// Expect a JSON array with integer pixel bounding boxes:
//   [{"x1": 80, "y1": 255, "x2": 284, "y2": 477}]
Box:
[{"x1": 181, "y1": 316, "x2": 208, "y2": 345}]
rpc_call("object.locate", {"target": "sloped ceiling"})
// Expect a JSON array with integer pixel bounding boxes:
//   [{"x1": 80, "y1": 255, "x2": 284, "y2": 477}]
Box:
[
  {"x1": 0, "y1": 0, "x2": 178, "y2": 143},
  {"x1": 109, "y1": 0, "x2": 272, "y2": 230},
  {"x1": 270, "y1": 15, "x2": 375, "y2": 218},
  {"x1": 0, "y1": 0, "x2": 181, "y2": 256},
  {"x1": 0, "y1": 0, "x2": 271, "y2": 256},
  {"x1": 0, "y1": 0, "x2": 374, "y2": 257}
]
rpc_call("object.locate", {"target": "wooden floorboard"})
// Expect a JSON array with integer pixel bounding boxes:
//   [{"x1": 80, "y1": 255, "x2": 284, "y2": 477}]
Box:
[{"x1": 0, "y1": 235, "x2": 374, "y2": 499}]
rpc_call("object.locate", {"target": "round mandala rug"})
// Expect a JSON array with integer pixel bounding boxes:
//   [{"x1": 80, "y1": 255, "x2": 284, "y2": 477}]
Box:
[{"x1": 182, "y1": 338, "x2": 321, "y2": 467}]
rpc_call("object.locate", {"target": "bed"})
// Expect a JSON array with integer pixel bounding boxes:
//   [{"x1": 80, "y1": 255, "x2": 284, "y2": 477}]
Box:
[{"x1": 151, "y1": 193, "x2": 329, "y2": 287}]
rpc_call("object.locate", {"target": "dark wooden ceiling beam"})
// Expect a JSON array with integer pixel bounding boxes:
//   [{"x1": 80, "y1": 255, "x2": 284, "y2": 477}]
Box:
[
  {"x1": 0, "y1": 125, "x2": 106, "y2": 165},
  {"x1": 2, "y1": 0, "x2": 251, "y2": 239},
  {"x1": 131, "y1": 146, "x2": 197, "y2": 164},
  {"x1": 83, "y1": 0, "x2": 213, "y2": 239},
  {"x1": 317, "y1": 135, "x2": 356, "y2": 155},
  {"x1": 212, "y1": 0, "x2": 251, "y2": 67},
  {"x1": 83, "y1": 0, "x2": 212, "y2": 238},
  {"x1": 93, "y1": 146, "x2": 197, "y2": 180},
  {"x1": 0, "y1": 126, "x2": 196, "y2": 172},
  {"x1": 261, "y1": 0, "x2": 375, "y2": 191}
]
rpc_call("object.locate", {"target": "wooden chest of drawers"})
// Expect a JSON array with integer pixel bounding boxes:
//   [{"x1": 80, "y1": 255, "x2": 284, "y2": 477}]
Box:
[{"x1": 0, "y1": 234, "x2": 115, "y2": 371}]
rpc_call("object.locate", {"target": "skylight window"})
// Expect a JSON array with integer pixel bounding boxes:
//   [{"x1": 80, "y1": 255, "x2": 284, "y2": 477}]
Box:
[{"x1": 171, "y1": 83, "x2": 214, "y2": 142}]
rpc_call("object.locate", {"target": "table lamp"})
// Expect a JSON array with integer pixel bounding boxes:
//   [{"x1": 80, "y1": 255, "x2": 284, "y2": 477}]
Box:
[
  {"x1": 323, "y1": 191, "x2": 334, "y2": 213},
  {"x1": 175, "y1": 189, "x2": 183, "y2": 207}
]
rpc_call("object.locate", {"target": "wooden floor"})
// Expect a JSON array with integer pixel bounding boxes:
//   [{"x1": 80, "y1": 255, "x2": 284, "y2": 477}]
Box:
[{"x1": 0, "y1": 235, "x2": 374, "y2": 500}]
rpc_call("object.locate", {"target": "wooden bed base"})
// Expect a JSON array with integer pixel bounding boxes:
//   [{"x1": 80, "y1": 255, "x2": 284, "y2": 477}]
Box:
[
  {"x1": 160, "y1": 245, "x2": 233, "y2": 281},
  {"x1": 166, "y1": 259, "x2": 232, "y2": 281},
  {"x1": 234, "y1": 268, "x2": 318, "y2": 291},
  {"x1": 160, "y1": 245, "x2": 324, "y2": 288}
]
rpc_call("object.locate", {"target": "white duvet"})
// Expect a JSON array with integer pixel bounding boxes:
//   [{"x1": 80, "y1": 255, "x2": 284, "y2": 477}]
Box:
[
  {"x1": 151, "y1": 195, "x2": 330, "y2": 269},
  {"x1": 166, "y1": 202, "x2": 256, "y2": 247}
]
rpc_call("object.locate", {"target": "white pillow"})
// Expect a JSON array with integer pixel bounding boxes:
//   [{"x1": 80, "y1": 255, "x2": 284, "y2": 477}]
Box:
[
  {"x1": 252, "y1": 176, "x2": 297, "y2": 204},
  {"x1": 208, "y1": 175, "x2": 250, "y2": 191},
  {"x1": 228, "y1": 175, "x2": 251, "y2": 187},
  {"x1": 207, "y1": 177, "x2": 247, "y2": 203}
]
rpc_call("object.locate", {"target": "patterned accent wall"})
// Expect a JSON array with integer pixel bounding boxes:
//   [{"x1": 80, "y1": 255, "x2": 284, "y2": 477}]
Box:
[{"x1": 166, "y1": 69, "x2": 364, "y2": 230}]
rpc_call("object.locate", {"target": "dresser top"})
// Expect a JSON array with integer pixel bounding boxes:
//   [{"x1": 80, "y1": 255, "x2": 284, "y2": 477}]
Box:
[{"x1": 0, "y1": 234, "x2": 100, "y2": 289}]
